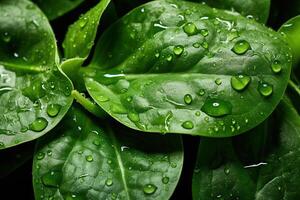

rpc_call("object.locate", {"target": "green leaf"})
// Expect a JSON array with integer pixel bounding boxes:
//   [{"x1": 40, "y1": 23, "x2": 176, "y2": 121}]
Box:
[
  {"x1": 0, "y1": 0, "x2": 73, "y2": 149},
  {"x1": 33, "y1": 106, "x2": 183, "y2": 199},
  {"x1": 192, "y1": 0, "x2": 270, "y2": 24},
  {"x1": 31, "y1": 0, "x2": 84, "y2": 20},
  {"x1": 84, "y1": 0, "x2": 292, "y2": 137},
  {"x1": 63, "y1": 0, "x2": 111, "y2": 60},
  {"x1": 192, "y1": 97, "x2": 300, "y2": 200},
  {"x1": 279, "y1": 16, "x2": 300, "y2": 68}
]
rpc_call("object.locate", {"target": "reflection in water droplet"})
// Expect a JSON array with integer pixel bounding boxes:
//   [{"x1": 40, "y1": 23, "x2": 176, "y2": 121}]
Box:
[
  {"x1": 201, "y1": 98, "x2": 232, "y2": 117},
  {"x1": 232, "y1": 40, "x2": 251, "y2": 55},
  {"x1": 182, "y1": 121, "x2": 194, "y2": 129},
  {"x1": 85, "y1": 155, "x2": 94, "y2": 162},
  {"x1": 29, "y1": 118, "x2": 48, "y2": 132},
  {"x1": 231, "y1": 75, "x2": 251, "y2": 91},
  {"x1": 200, "y1": 29, "x2": 209, "y2": 37},
  {"x1": 183, "y1": 22, "x2": 198, "y2": 36},
  {"x1": 162, "y1": 176, "x2": 169, "y2": 184},
  {"x1": 173, "y1": 45, "x2": 184, "y2": 56},
  {"x1": 271, "y1": 60, "x2": 282, "y2": 73},
  {"x1": 37, "y1": 152, "x2": 45, "y2": 160},
  {"x1": 143, "y1": 184, "x2": 157, "y2": 195},
  {"x1": 47, "y1": 104, "x2": 61, "y2": 117},
  {"x1": 105, "y1": 178, "x2": 113, "y2": 186},
  {"x1": 258, "y1": 82, "x2": 273, "y2": 97},
  {"x1": 184, "y1": 94, "x2": 193, "y2": 105},
  {"x1": 215, "y1": 78, "x2": 222, "y2": 85}
]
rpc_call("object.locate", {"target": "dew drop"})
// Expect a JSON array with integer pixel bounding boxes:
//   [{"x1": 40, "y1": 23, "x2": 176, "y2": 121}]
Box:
[
  {"x1": 143, "y1": 184, "x2": 157, "y2": 195},
  {"x1": 47, "y1": 104, "x2": 61, "y2": 117},
  {"x1": 184, "y1": 94, "x2": 193, "y2": 105},
  {"x1": 105, "y1": 178, "x2": 113, "y2": 186},
  {"x1": 201, "y1": 98, "x2": 232, "y2": 117},
  {"x1": 173, "y1": 45, "x2": 184, "y2": 56},
  {"x1": 201, "y1": 41, "x2": 209, "y2": 49},
  {"x1": 258, "y1": 82, "x2": 273, "y2": 97},
  {"x1": 198, "y1": 89, "x2": 205, "y2": 96},
  {"x1": 162, "y1": 176, "x2": 169, "y2": 184},
  {"x1": 224, "y1": 167, "x2": 230, "y2": 175},
  {"x1": 271, "y1": 60, "x2": 282, "y2": 73},
  {"x1": 85, "y1": 155, "x2": 94, "y2": 162},
  {"x1": 215, "y1": 78, "x2": 222, "y2": 85},
  {"x1": 232, "y1": 40, "x2": 251, "y2": 55},
  {"x1": 183, "y1": 22, "x2": 198, "y2": 36},
  {"x1": 193, "y1": 42, "x2": 201, "y2": 48},
  {"x1": 166, "y1": 54, "x2": 173, "y2": 62},
  {"x1": 182, "y1": 121, "x2": 194, "y2": 129},
  {"x1": 37, "y1": 152, "x2": 45, "y2": 160},
  {"x1": 29, "y1": 118, "x2": 48, "y2": 132},
  {"x1": 231, "y1": 75, "x2": 251, "y2": 91},
  {"x1": 200, "y1": 29, "x2": 209, "y2": 37},
  {"x1": 98, "y1": 95, "x2": 109, "y2": 102},
  {"x1": 2, "y1": 32, "x2": 11, "y2": 43}
]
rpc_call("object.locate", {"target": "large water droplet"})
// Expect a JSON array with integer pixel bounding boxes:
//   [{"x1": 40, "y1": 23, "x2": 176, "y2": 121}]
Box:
[
  {"x1": 201, "y1": 98, "x2": 232, "y2": 117},
  {"x1": 231, "y1": 75, "x2": 251, "y2": 91},
  {"x1": 182, "y1": 121, "x2": 194, "y2": 129},
  {"x1": 143, "y1": 184, "x2": 157, "y2": 195},
  {"x1": 184, "y1": 94, "x2": 193, "y2": 105},
  {"x1": 37, "y1": 152, "x2": 45, "y2": 160},
  {"x1": 215, "y1": 78, "x2": 222, "y2": 85},
  {"x1": 47, "y1": 104, "x2": 61, "y2": 117},
  {"x1": 232, "y1": 40, "x2": 251, "y2": 55},
  {"x1": 29, "y1": 118, "x2": 48, "y2": 132},
  {"x1": 173, "y1": 45, "x2": 184, "y2": 56},
  {"x1": 183, "y1": 22, "x2": 198, "y2": 36},
  {"x1": 201, "y1": 41, "x2": 209, "y2": 49},
  {"x1": 271, "y1": 60, "x2": 282, "y2": 73},
  {"x1": 258, "y1": 82, "x2": 273, "y2": 97}
]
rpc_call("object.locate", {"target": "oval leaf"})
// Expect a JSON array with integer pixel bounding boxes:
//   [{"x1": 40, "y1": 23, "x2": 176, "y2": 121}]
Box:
[
  {"x1": 192, "y1": 97, "x2": 300, "y2": 200},
  {"x1": 84, "y1": 0, "x2": 292, "y2": 137},
  {"x1": 33, "y1": 106, "x2": 183, "y2": 199},
  {"x1": 0, "y1": 0, "x2": 73, "y2": 149}
]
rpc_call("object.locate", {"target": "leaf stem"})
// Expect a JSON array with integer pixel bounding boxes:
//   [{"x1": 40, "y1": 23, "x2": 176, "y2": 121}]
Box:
[
  {"x1": 71, "y1": 90, "x2": 106, "y2": 118},
  {"x1": 288, "y1": 80, "x2": 300, "y2": 96}
]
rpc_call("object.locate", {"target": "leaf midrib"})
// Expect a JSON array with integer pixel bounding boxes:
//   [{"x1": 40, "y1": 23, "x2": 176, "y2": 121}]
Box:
[{"x1": 108, "y1": 128, "x2": 131, "y2": 200}]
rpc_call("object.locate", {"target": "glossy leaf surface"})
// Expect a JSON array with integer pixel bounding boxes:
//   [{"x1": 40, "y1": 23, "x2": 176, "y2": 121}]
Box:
[
  {"x1": 33, "y1": 106, "x2": 183, "y2": 199},
  {"x1": 193, "y1": 0, "x2": 270, "y2": 23},
  {"x1": 85, "y1": 0, "x2": 292, "y2": 137},
  {"x1": 31, "y1": 0, "x2": 84, "y2": 20},
  {"x1": 192, "y1": 98, "x2": 300, "y2": 200},
  {"x1": 0, "y1": 0, "x2": 73, "y2": 149}
]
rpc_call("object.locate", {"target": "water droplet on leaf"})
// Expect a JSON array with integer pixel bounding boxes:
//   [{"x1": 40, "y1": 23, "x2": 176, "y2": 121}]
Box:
[
  {"x1": 232, "y1": 40, "x2": 251, "y2": 55},
  {"x1": 183, "y1": 22, "x2": 198, "y2": 36},
  {"x1": 173, "y1": 45, "x2": 184, "y2": 56},
  {"x1": 184, "y1": 94, "x2": 193, "y2": 104},
  {"x1": 271, "y1": 60, "x2": 282, "y2": 73},
  {"x1": 182, "y1": 121, "x2": 194, "y2": 129},
  {"x1": 143, "y1": 184, "x2": 157, "y2": 195},
  {"x1": 258, "y1": 82, "x2": 273, "y2": 97},
  {"x1": 201, "y1": 98, "x2": 232, "y2": 117},
  {"x1": 85, "y1": 155, "x2": 94, "y2": 162},
  {"x1": 29, "y1": 118, "x2": 48, "y2": 132},
  {"x1": 231, "y1": 75, "x2": 251, "y2": 91},
  {"x1": 47, "y1": 104, "x2": 61, "y2": 117}
]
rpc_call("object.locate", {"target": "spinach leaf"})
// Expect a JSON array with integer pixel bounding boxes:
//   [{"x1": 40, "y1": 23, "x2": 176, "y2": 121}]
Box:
[
  {"x1": 61, "y1": 0, "x2": 111, "y2": 83},
  {"x1": 192, "y1": 97, "x2": 300, "y2": 200},
  {"x1": 279, "y1": 16, "x2": 300, "y2": 68},
  {"x1": 0, "y1": 0, "x2": 73, "y2": 149},
  {"x1": 84, "y1": 0, "x2": 292, "y2": 137},
  {"x1": 33, "y1": 106, "x2": 183, "y2": 200},
  {"x1": 31, "y1": 0, "x2": 84, "y2": 20},
  {"x1": 191, "y1": 0, "x2": 270, "y2": 24}
]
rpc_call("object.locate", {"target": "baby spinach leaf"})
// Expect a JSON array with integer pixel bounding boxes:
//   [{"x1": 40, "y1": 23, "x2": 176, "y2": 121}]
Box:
[
  {"x1": 84, "y1": 0, "x2": 292, "y2": 137},
  {"x1": 191, "y1": 0, "x2": 270, "y2": 24},
  {"x1": 0, "y1": 0, "x2": 73, "y2": 149},
  {"x1": 31, "y1": 0, "x2": 84, "y2": 20},
  {"x1": 33, "y1": 106, "x2": 183, "y2": 200},
  {"x1": 192, "y1": 97, "x2": 300, "y2": 200},
  {"x1": 279, "y1": 16, "x2": 300, "y2": 68},
  {"x1": 61, "y1": 0, "x2": 111, "y2": 85}
]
